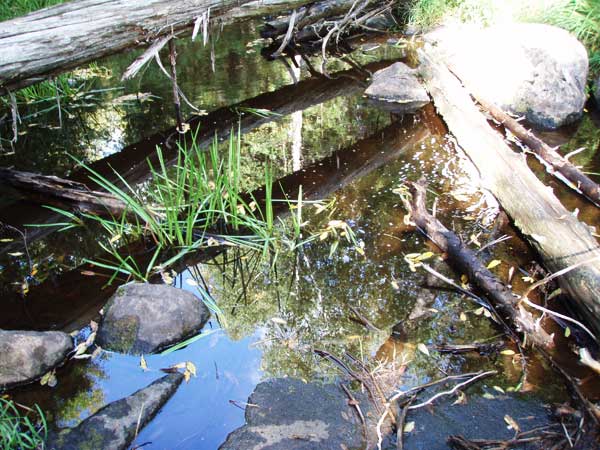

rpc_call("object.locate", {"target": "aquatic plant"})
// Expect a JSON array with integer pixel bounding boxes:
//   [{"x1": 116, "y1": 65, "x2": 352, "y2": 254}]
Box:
[{"x1": 0, "y1": 397, "x2": 46, "y2": 450}]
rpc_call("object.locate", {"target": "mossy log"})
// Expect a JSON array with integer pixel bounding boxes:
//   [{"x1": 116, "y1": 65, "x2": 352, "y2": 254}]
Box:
[{"x1": 417, "y1": 46, "x2": 600, "y2": 337}]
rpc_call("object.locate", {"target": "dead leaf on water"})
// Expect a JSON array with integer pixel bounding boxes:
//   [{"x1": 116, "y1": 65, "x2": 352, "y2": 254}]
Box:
[
  {"x1": 486, "y1": 260, "x2": 501, "y2": 269},
  {"x1": 403, "y1": 421, "x2": 415, "y2": 433},
  {"x1": 140, "y1": 355, "x2": 149, "y2": 371}
]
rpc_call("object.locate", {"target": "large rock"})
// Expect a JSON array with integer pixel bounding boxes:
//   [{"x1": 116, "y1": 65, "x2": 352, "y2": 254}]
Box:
[
  {"x1": 48, "y1": 372, "x2": 184, "y2": 450},
  {"x1": 0, "y1": 329, "x2": 73, "y2": 390},
  {"x1": 426, "y1": 24, "x2": 588, "y2": 129},
  {"x1": 219, "y1": 378, "x2": 368, "y2": 450},
  {"x1": 365, "y1": 62, "x2": 430, "y2": 113},
  {"x1": 403, "y1": 393, "x2": 551, "y2": 450},
  {"x1": 96, "y1": 282, "x2": 210, "y2": 354}
]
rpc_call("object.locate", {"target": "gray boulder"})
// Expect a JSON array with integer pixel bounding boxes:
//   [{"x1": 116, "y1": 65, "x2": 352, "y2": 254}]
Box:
[
  {"x1": 365, "y1": 62, "x2": 430, "y2": 113},
  {"x1": 219, "y1": 378, "x2": 368, "y2": 449},
  {"x1": 96, "y1": 282, "x2": 210, "y2": 354},
  {"x1": 0, "y1": 329, "x2": 73, "y2": 390},
  {"x1": 48, "y1": 372, "x2": 184, "y2": 450},
  {"x1": 426, "y1": 23, "x2": 588, "y2": 129},
  {"x1": 403, "y1": 393, "x2": 551, "y2": 450}
]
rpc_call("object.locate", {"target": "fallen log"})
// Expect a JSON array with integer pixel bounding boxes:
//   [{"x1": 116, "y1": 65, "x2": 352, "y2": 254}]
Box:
[
  {"x1": 401, "y1": 179, "x2": 554, "y2": 349},
  {"x1": 0, "y1": 0, "x2": 315, "y2": 94},
  {"x1": 471, "y1": 93, "x2": 600, "y2": 208},
  {"x1": 417, "y1": 45, "x2": 600, "y2": 336},
  {"x1": 0, "y1": 168, "x2": 126, "y2": 217}
]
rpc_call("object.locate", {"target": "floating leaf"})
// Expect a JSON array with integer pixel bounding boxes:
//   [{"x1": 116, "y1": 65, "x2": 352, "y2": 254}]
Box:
[
  {"x1": 403, "y1": 421, "x2": 415, "y2": 433},
  {"x1": 473, "y1": 307, "x2": 484, "y2": 316},
  {"x1": 417, "y1": 343, "x2": 430, "y2": 356},
  {"x1": 140, "y1": 355, "x2": 148, "y2": 371},
  {"x1": 391, "y1": 280, "x2": 400, "y2": 290},
  {"x1": 7, "y1": 252, "x2": 23, "y2": 257},
  {"x1": 493, "y1": 386, "x2": 505, "y2": 394},
  {"x1": 564, "y1": 327, "x2": 571, "y2": 338},
  {"x1": 452, "y1": 391, "x2": 467, "y2": 405},
  {"x1": 109, "y1": 234, "x2": 121, "y2": 244},
  {"x1": 482, "y1": 393, "x2": 495, "y2": 400},
  {"x1": 185, "y1": 278, "x2": 198, "y2": 287},
  {"x1": 500, "y1": 349, "x2": 516, "y2": 356},
  {"x1": 184, "y1": 371, "x2": 191, "y2": 382},
  {"x1": 185, "y1": 361, "x2": 197, "y2": 377},
  {"x1": 486, "y1": 260, "x2": 501, "y2": 269},
  {"x1": 459, "y1": 312, "x2": 467, "y2": 322},
  {"x1": 548, "y1": 288, "x2": 562, "y2": 300},
  {"x1": 504, "y1": 415, "x2": 520, "y2": 433}
]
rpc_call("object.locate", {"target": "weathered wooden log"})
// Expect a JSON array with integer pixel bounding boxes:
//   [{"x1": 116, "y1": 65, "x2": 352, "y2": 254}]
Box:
[
  {"x1": 417, "y1": 46, "x2": 600, "y2": 336},
  {"x1": 0, "y1": 168, "x2": 126, "y2": 217},
  {"x1": 402, "y1": 179, "x2": 555, "y2": 349},
  {"x1": 470, "y1": 93, "x2": 600, "y2": 207},
  {"x1": 0, "y1": 0, "x2": 315, "y2": 94}
]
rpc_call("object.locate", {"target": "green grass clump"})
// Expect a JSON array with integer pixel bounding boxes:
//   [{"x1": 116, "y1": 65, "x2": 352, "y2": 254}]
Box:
[
  {"x1": 0, "y1": 0, "x2": 66, "y2": 21},
  {"x1": 0, "y1": 397, "x2": 46, "y2": 450}
]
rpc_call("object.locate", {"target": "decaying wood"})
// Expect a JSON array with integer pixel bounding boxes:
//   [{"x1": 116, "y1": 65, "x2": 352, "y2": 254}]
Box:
[
  {"x1": 0, "y1": 168, "x2": 125, "y2": 217},
  {"x1": 417, "y1": 46, "x2": 600, "y2": 337},
  {"x1": 471, "y1": 94, "x2": 600, "y2": 207},
  {"x1": 402, "y1": 179, "x2": 554, "y2": 349},
  {"x1": 0, "y1": 0, "x2": 315, "y2": 94}
]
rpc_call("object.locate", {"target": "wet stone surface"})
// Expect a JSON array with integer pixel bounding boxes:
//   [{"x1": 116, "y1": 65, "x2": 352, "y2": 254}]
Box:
[
  {"x1": 48, "y1": 372, "x2": 184, "y2": 450},
  {"x1": 219, "y1": 378, "x2": 369, "y2": 450},
  {"x1": 365, "y1": 62, "x2": 430, "y2": 114},
  {"x1": 0, "y1": 329, "x2": 73, "y2": 389},
  {"x1": 403, "y1": 393, "x2": 552, "y2": 450},
  {"x1": 96, "y1": 282, "x2": 210, "y2": 354}
]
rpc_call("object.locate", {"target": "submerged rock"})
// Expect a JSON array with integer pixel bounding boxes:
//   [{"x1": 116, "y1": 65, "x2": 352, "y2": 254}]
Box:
[
  {"x1": 365, "y1": 62, "x2": 430, "y2": 114},
  {"x1": 96, "y1": 282, "x2": 210, "y2": 354},
  {"x1": 403, "y1": 393, "x2": 551, "y2": 450},
  {"x1": 426, "y1": 24, "x2": 588, "y2": 129},
  {"x1": 219, "y1": 378, "x2": 367, "y2": 450},
  {"x1": 48, "y1": 372, "x2": 184, "y2": 450},
  {"x1": 0, "y1": 329, "x2": 73, "y2": 390}
]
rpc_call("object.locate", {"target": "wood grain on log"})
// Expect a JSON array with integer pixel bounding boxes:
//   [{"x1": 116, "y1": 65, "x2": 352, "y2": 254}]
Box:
[
  {"x1": 417, "y1": 46, "x2": 600, "y2": 336},
  {"x1": 0, "y1": 0, "x2": 314, "y2": 94}
]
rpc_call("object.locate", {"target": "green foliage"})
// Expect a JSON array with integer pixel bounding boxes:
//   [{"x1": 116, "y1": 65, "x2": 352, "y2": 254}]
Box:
[
  {"x1": 0, "y1": 397, "x2": 46, "y2": 450},
  {"x1": 0, "y1": 0, "x2": 65, "y2": 21}
]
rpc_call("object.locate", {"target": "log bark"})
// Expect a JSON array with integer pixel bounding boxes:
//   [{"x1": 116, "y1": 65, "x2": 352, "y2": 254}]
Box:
[
  {"x1": 402, "y1": 179, "x2": 554, "y2": 349},
  {"x1": 0, "y1": 168, "x2": 126, "y2": 217},
  {"x1": 0, "y1": 0, "x2": 314, "y2": 94},
  {"x1": 471, "y1": 93, "x2": 600, "y2": 208},
  {"x1": 417, "y1": 46, "x2": 600, "y2": 337}
]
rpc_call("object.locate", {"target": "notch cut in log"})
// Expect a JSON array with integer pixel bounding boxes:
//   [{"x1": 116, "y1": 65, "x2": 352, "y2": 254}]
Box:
[
  {"x1": 401, "y1": 179, "x2": 554, "y2": 349},
  {"x1": 0, "y1": 0, "x2": 316, "y2": 94},
  {"x1": 470, "y1": 91, "x2": 600, "y2": 208},
  {"x1": 417, "y1": 45, "x2": 600, "y2": 337}
]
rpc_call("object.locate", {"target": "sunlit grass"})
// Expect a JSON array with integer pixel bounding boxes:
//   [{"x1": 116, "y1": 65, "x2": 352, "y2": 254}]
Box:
[{"x1": 0, "y1": 0, "x2": 66, "y2": 21}]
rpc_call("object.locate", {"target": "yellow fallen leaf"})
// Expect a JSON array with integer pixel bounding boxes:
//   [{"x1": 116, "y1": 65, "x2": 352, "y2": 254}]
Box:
[
  {"x1": 501, "y1": 349, "x2": 515, "y2": 356},
  {"x1": 403, "y1": 421, "x2": 415, "y2": 433},
  {"x1": 417, "y1": 343, "x2": 430, "y2": 356},
  {"x1": 185, "y1": 361, "x2": 197, "y2": 377},
  {"x1": 140, "y1": 355, "x2": 148, "y2": 371},
  {"x1": 459, "y1": 312, "x2": 467, "y2": 322},
  {"x1": 391, "y1": 280, "x2": 400, "y2": 290},
  {"x1": 486, "y1": 260, "x2": 501, "y2": 269}
]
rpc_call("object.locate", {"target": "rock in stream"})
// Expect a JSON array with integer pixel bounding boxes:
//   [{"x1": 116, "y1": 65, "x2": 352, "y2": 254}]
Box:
[
  {"x1": 96, "y1": 282, "x2": 210, "y2": 354},
  {"x1": 365, "y1": 62, "x2": 430, "y2": 114},
  {"x1": 425, "y1": 23, "x2": 588, "y2": 129},
  {"x1": 48, "y1": 372, "x2": 184, "y2": 450},
  {"x1": 219, "y1": 378, "x2": 369, "y2": 450},
  {"x1": 0, "y1": 329, "x2": 73, "y2": 390}
]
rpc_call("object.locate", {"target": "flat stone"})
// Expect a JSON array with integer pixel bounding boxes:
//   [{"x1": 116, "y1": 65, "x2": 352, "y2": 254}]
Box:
[
  {"x1": 0, "y1": 329, "x2": 73, "y2": 390},
  {"x1": 365, "y1": 62, "x2": 430, "y2": 113},
  {"x1": 48, "y1": 372, "x2": 184, "y2": 450},
  {"x1": 96, "y1": 282, "x2": 210, "y2": 354},
  {"x1": 426, "y1": 24, "x2": 588, "y2": 129},
  {"x1": 403, "y1": 393, "x2": 551, "y2": 450},
  {"x1": 219, "y1": 378, "x2": 367, "y2": 450}
]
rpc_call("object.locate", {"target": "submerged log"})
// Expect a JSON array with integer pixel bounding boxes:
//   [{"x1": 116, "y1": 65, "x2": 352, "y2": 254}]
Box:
[
  {"x1": 0, "y1": 168, "x2": 126, "y2": 217},
  {"x1": 471, "y1": 95, "x2": 600, "y2": 208},
  {"x1": 402, "y1": 180, "x2": 554, "y2": 349},
  {"x1": 0, "y1": 0, "x2": 314, "y2": 94},
  {"x1": 417, "y1": 46, "x2": 600, "y2": 336}
]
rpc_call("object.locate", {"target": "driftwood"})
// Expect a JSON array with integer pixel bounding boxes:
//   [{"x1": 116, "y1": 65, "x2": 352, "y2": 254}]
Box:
[
  {"x1": 471, "y1": 94, "x2": 600, "y2": 207},
  {"x1": 417, "y1": 46, "x2": 600, "y2": 337},
  {"x1": 401, "y1": 180, "x2": 554, "y2": 349},
  {"x1": 0, "y1": 168, "x2": 126, "y2": 217},
  {"x1": 0, "y1": 0, "x2": 315, "y2": 94}
]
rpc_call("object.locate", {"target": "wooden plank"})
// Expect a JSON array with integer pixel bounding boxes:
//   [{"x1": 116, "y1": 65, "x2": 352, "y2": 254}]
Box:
[{"x1": 417, "y1": 46, "x2": 600, "y2": 336}]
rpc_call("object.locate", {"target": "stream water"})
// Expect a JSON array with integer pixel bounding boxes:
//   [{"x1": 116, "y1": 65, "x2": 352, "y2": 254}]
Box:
[{"x1": 1, "y1": 17, "x2": 600, "y2": 450}]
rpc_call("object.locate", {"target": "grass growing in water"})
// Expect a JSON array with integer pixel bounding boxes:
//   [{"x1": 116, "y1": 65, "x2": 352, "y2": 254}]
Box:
[{"x1": 0, "y1": 397, "x2": 46, "y2": 450}]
